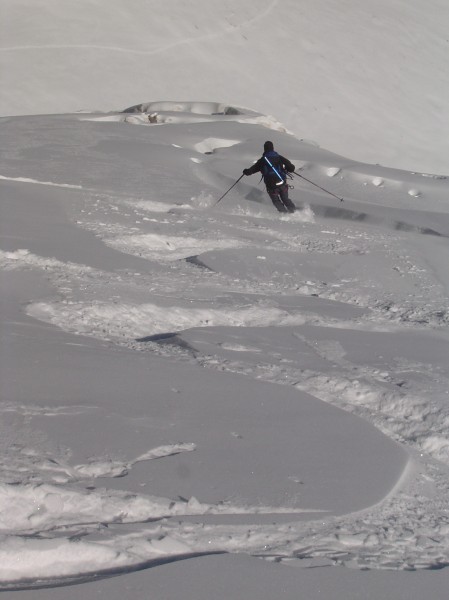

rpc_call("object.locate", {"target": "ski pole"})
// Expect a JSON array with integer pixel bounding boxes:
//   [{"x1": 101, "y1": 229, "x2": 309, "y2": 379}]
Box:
[
  {"x1": 293, "y1": 171, "x2": 344, "y2": 202},
  {"x1": 214, "y1": 174, "x2": 244, "y2": 206}
]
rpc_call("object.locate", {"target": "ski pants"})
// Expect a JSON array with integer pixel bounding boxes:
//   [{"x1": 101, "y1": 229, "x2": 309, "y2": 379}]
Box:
[{"x1": 267, "y1": 183, "x2": 296, "y2": 213}]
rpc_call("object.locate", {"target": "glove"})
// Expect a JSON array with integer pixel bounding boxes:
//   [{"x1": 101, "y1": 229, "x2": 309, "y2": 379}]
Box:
[
  {"x1": 287, "y1": 164, "x2": 295, "y2": 173},
  {"x1": 243, "y1": 168, "x2": 251, "y2": 176}
]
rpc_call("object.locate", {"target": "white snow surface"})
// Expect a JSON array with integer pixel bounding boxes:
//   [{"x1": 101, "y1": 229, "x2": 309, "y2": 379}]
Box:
[
  {"x1": 1, "y1": 0, "x2": 449, "y2": 175},
  {"x1": 0, "y1": 101, "x2": 449, "y2": 599}
]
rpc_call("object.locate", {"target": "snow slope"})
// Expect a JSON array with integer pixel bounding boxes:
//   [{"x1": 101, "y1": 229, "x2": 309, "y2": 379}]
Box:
[
  {"x1": 0, "y1": 103, "x2": 449, "y2": 598},
  {"x1": 1, "y1": 0, "x2": 449, "y2": 174}
]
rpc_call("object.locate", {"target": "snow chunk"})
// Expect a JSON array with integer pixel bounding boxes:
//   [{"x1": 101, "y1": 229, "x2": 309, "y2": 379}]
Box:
[
  {"x1": 326, "y1": 167, "x2": 341, "y2": 177},
  {"x1": 134, "y1": 443, "x2": 196, "y2": 462},
  {"x1": 194, "y1": 137, "x2": 241, "y2": 154},
  {"x1": 74, "y1": 443, "x2": 196, "y2": 478}
]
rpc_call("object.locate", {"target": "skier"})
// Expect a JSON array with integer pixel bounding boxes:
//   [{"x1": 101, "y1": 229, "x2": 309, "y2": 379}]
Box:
[{"x1": 243, "y1": 141, "x2": 296, "y2": 213}]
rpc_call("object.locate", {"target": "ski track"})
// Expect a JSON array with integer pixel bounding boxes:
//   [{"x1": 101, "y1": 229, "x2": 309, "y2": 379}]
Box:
[
  {"x1": 0, "y1": 0, "x2": 278, "y2": 58},
  {"x1": 0, "y1": 174, "x2": 82, "y2": 189},
  {"x1": 1, "y1": 114, "x2": 449, "y2": 587},
  {"x1": 4, "y1": 194, "x2": 449, "y2": 580}
]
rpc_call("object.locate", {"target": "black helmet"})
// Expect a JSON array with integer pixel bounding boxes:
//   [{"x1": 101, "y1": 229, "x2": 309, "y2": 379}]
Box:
[{"x1": 264, "y1": 141, "x2": 274, "y2": 153}]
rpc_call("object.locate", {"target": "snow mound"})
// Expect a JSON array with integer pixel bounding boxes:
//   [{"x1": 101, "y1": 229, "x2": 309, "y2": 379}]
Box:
[
  {"x1": 123, "y1": 101, "x2": 248, "y2": 116},
  {"x1": 26, "y1": 300, "x2": 310, "y2": 341},
  {"x1": 104, "y1": 233, "x2": 247, "y2": 262}
]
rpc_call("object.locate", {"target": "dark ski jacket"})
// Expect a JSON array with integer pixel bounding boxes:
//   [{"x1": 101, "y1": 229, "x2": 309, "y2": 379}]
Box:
[{"x1": 245, "y1": 151, "x2": 295, "y2": 190}]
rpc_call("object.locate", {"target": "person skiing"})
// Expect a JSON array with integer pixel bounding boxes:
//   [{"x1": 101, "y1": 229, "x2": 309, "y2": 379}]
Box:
[{"x1": 243, "y1": 141, "x2": 296, "y2": 213}]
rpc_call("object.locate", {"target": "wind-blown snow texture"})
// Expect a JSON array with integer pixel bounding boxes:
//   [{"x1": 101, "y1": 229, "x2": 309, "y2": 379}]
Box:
[{"x1": 0, "y1": 100, "x2": 448, "y2": 598}]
